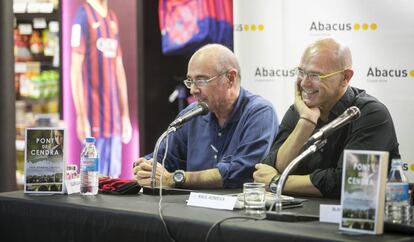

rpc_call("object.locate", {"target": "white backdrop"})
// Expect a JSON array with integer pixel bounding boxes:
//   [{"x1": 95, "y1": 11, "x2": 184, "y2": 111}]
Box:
[{"x1": 234, "y1": 0, "x2": 414, "y2": 180}]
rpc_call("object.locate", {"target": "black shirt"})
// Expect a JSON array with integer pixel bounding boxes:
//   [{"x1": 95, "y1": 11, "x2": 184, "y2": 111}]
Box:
[{"x1": 262, "y1": 86, "x2": 400, "y2": 198}]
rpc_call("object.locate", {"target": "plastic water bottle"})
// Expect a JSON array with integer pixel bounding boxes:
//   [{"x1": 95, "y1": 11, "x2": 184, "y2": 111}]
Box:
[
  {"x1": 80, "y1": 137, "x2": 99, "y2": 195},
  {"x1": 385, "y1": 159, "x2": 412, "y2": 224}
]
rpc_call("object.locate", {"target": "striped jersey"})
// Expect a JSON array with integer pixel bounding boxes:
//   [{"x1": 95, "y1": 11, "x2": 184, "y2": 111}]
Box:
[{"x1": 71, "y1": 3, "x2": 122, "y2": 138}]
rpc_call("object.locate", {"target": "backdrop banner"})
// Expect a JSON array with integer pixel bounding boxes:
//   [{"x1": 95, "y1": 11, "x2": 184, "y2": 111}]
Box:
[{"x1": 234, "y1": 0, "x2": 414, "y2": 181}]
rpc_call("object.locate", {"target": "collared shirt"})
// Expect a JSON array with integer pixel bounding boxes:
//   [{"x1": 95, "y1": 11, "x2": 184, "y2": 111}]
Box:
[
  {"x1": 146, "y1": 88, "x2": 279, "y2": 188},
  {"x1": 262, "y1": 86, "x2": 400, "y2": 198}
]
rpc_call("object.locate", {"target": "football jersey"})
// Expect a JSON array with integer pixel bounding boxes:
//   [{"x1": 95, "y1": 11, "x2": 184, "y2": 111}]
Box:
[{"x1": 71, "y1": 3, "x2": 122, "y2": 138}]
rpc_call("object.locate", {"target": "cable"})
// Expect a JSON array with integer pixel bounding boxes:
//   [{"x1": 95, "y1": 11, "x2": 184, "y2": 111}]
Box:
[
  {"x1": 205, "y1": 216, "x2": 264, "y2": 242},
  {"x1": 157, "y1": 134, "x2": 176, "y2": 242},
  {"x1": 268, "y1": 200, "x2": 276, "y2": 212}
]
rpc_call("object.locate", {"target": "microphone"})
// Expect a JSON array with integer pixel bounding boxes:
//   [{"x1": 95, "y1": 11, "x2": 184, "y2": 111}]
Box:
[
  {"x1": 306, "y1": 106, "x2": 361, "y2": 144},
  {"x1": 169, "y1": 102, "x2": 209, "y2": 128},
  {"x1": 142, "y1": 102, "x2": 209, "y2": 196}
]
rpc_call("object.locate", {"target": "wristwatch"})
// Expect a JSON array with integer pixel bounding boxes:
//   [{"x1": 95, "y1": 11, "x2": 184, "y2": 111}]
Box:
[
  {"x1": 172, "y1": 170, "x2": 186, "y2": 187},
  {"x1": 269, "y1": 174, "x2": 281, "y2": 193}
]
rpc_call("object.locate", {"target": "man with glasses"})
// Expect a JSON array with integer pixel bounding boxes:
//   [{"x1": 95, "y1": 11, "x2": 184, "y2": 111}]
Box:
[
  {"x1": 254, "y1": 38, "x2": 399, "y2": 198},
  {"x1": 134, "y1": 44, "x2": 278, "y2": 189}
]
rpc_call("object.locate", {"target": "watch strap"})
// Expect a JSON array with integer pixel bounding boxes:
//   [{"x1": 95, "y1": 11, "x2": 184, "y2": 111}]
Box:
[{"x1": 269, "y1": 174, "x2": 281, "y2": 193}]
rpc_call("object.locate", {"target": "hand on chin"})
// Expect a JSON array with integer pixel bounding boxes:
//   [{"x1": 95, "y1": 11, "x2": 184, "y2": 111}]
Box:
[{"x1": 303, "y1": 98, "x2": 313, "y2": 106}]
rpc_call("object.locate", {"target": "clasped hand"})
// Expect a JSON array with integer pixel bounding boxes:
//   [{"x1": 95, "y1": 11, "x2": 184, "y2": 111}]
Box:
[
  {"x1": 133, "y1": 157, "x2": 172, "y2": 187},
  {"x1": 253, "y1": 163, "x2": 279, "y2": 189}
]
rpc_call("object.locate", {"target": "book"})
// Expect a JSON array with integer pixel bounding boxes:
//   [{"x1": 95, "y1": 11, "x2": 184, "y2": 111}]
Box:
[
  {"x1": 339, "y1": 149, "x2": 389, "y2": 234},
  {"x1": 24, "y1": 128, "x2": 66, "y2": 194}
]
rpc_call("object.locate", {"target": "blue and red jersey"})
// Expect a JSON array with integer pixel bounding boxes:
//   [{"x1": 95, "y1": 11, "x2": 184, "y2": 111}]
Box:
[
  {"x1": 159, "y1": 0, "x2": 233, "y2": 55},
  {"x1": 71, "y1": 3, "x2": 122, "y2": 138}
]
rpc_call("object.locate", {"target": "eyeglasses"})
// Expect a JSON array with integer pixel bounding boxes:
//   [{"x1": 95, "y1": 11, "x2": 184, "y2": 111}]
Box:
[
  {"x1": 183, "y1": 71, "x2": 228, "y2": 89},
  {"x1": 295, "y1": 67, "x2": 348, "y2": 83}
]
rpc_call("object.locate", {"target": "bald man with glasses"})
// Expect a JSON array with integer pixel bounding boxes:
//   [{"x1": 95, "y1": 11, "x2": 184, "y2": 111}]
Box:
[
  {"x1": 254, "y1": 38, "x2": 400, "y2": 198},
  {"x1": 133, "y1": 44, "x2": 278, "y2": 189}
]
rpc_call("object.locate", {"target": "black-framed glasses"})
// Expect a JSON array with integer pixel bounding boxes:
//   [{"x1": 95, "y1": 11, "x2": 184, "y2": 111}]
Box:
[
  {"x1": 183, "y1": 71, "x2": 228, "y2": 89},
  {"x1": 295, "y1": 67, "x2": 349, "y2": 83}
]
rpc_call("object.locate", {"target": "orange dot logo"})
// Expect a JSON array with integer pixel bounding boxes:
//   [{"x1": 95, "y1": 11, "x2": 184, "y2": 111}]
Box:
[
  {"x1": 362, "y1": 23, "x2": 369, "y2": 30},
  {"x1": 354, "y1": 23, "x2": 360, "y2": 30},
  {"x1": 244, "y1": 24, "x2": 249, "y2": 31},
  {"x1": 409, "y1": 70, "x2": 414, "y2": 77},
  {"x1": 258, "y1": 24, "x2": 264, "y2": 31},
  {"x1": 370, "y1": 23, "x2": 377, "y2": 30},
  {"x1": 251, "y1": 24, "x2": 257, "y2": 31}
]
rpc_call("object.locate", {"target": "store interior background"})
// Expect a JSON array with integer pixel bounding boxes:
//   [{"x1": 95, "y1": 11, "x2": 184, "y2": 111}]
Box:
[
  {"x1": 1, "y1": 0, "x2": 413, "y2": 193},
  {"x1": 1, "y1": 0, "x2": 191, "y2": 192}
]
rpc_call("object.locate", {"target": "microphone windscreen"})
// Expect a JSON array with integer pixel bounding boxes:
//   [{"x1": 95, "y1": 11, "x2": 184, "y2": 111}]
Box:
[
  {"x1": 347, "y1": 106, "x2": 361, "y2": 121},
  {"x1": 197, "y1": 102, "x2": 209, "y2": 115}
]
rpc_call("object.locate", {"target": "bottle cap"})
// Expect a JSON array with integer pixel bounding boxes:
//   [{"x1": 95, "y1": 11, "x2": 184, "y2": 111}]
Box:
[
  {"x1": 391, "y1": 159, "x2": 402, "y2": 167},
  {"x1": 85, "y1": 137, "x2": 96, "y2": 143}
]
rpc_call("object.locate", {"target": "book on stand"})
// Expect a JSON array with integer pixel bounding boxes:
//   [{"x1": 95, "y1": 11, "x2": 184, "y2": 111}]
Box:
[
  {"x1": 24, "y1": 128, "x2": 66, "y2": 194},
  {"x1": 340, "y1": 149, "x2": 389, "y2": 234}
]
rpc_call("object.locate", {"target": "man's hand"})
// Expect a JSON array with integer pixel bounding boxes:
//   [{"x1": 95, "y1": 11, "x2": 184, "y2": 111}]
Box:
[
  {"x1": 133, "y1": 157, "x2": 173, "y2": 187},
  {"x1": 253, "y1": 163, "x2": 279, "y2": 187},
  {"x1": 294, "y1": 80, "x2": 320, "y2": 122}
]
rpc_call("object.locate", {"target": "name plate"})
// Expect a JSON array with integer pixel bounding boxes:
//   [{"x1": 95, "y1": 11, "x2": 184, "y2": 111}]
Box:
[
  {"x1": 319, "y1": 204, "x2": 341, "y2": 223},
  {"x1": 187, "y1": 192, "x2": 237, "y2": 210}
]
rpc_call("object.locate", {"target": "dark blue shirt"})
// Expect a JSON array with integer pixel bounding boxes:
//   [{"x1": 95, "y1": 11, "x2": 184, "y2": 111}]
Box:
[{"x1": 146, "y1": 88, "x2": 279, "y2": 188}]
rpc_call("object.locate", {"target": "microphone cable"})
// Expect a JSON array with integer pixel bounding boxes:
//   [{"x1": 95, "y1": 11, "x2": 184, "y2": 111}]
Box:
[
  {"x1": 204, "y1": 216, "x2": 264, "y2": 242},
  {"x1": 157, "y1": 133, "x2": 177, "y2": 242},
  {"x1": 268, "y1": 200, "x2": 276, "y2": 212}
]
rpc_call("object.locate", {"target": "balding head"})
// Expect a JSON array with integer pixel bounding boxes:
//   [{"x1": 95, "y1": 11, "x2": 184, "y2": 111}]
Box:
[
  {"x1": 187, "y1": 44, "x2": 241, "y2": 120},
  {"x1": 190, "y1": 44, "x2": 241, "y2": 84},
  {"x1": 302, "y1": 38, "x2": 352, "y2": 71},
  {"x1": 298, "y1": 38, "x2": 354, "y2": 115}
]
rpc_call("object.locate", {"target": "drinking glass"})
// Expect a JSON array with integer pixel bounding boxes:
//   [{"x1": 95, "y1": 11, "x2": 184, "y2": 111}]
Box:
[{"x1": 243, "y1": 182, "x2": 266, "y2": 215}]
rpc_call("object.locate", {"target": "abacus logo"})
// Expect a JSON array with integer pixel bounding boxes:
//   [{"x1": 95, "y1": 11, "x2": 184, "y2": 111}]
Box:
[
  {"x1": 234, "y1": 24, "x2": 265, "y2": 32},
  {"x1": 309, "y1": 21, "x2": 378, "y2": 32},
  {"x1": 366, "y1": 67, "x2": 409, "y2": 78},
  {"x1": 409, "y1": 163, "x2": 414, "y2": 172},
  {"x1": 354, "y1": 23, "x2": 377, "y2": 31},
  {"x1": 310, "y1": 21, "x2": 352, "y2": 31},
  {"x1": 254, "y1": 67, "x2": 295, "y2": 78},
  {"x1": 402, "y1": 162, "x2": 409, "y2": 171}
]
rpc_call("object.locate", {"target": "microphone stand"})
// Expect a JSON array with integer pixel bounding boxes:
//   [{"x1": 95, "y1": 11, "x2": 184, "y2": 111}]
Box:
[
  {"x1": 142, "y1": 125, "x2": 192, "y2": 195},
  {"x1": 266, "y1": 139, "x2": 327, "y2": 222},
  {"x1": 151, "y1": 127, "x2": 175, "y2": 188}
]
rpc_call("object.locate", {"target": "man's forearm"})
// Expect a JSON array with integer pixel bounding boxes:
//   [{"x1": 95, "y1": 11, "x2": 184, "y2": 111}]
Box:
[
  {"x1": 282, "y1": 175, "x2": 322, "y2": 197},
  {"x1": 276, "y1": 118, "x2": 316, "y2": 172},
  {"x1": 184, "y1": 168, "x2": 223, "y2": 189}
]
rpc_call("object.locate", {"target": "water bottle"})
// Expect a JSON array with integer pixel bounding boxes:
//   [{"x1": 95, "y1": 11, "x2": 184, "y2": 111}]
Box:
[
  {"x1": 385, "y1": 159, "x2": 412, "y2": 224},
  {"x1": 80, "y1": 137, "x2": 99, "y2": 195}
]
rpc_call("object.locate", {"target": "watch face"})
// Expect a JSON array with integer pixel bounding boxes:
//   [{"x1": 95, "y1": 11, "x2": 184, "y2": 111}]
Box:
[
  {"x1": 174, "y1": 173, "x2": 184, "y2": 182},
  {"x1": 173, "y1": 171, "x2": 185, "y2": 184},
  {"x1": 269, "y1": 182, "x2": 278, "y2": 193}
]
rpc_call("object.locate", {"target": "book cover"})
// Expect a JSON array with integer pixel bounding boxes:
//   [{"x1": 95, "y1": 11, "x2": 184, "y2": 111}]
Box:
[
  {"x1": 24, "y1": 128, "x2": 66, "y2": 194},
  {"x1": 339, "y1": 150, "x2": 389, "y2": 234}
]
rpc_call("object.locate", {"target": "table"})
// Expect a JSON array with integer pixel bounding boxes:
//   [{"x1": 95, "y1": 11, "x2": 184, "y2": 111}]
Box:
[{"x1": 0, "y1": 190, "x2": 411, "y2": 242}]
